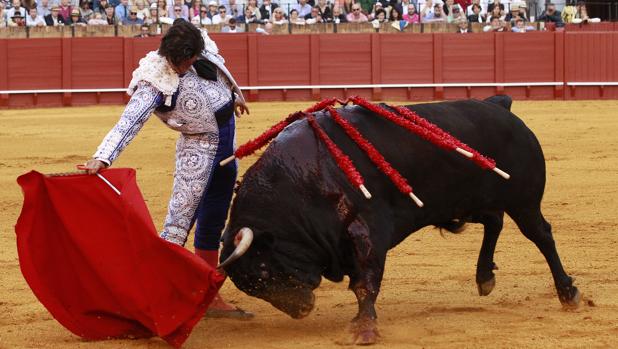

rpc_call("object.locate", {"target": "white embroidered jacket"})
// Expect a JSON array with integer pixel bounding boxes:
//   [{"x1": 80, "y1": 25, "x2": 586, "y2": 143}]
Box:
[{"x1": 93, "y1": 30, "x2": 242, "y2": 165}]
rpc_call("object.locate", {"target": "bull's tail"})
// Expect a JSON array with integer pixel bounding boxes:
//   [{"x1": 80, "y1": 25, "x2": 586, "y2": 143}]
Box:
[{"x1": 484, "y1": 95, "x2": 512, "y2": 111}]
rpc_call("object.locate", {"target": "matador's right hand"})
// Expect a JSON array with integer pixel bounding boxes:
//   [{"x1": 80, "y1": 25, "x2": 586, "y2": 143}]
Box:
[{"x1": 84, "y1": 159, "x2": 107, "y2": 175}]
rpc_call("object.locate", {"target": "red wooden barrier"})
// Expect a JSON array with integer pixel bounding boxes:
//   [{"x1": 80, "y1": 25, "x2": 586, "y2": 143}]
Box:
[{"x1": 1, "y1": 31, "x2": 617, "y2": 108}]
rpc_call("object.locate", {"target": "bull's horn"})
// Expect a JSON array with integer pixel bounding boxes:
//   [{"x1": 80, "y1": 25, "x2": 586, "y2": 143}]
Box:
[{"x1": 217, "y1": 227, "x2": 254, "y2": 270}]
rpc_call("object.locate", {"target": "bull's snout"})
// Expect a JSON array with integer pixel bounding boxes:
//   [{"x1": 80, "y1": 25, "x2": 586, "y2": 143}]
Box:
[{"x1": 269, "y1": 288, "x2": 316, "y2": 319}]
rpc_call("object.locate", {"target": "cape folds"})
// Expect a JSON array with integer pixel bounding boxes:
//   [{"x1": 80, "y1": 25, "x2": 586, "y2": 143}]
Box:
[{"x1": 15, "y1": 168, "x2": 224, "y2": 348}]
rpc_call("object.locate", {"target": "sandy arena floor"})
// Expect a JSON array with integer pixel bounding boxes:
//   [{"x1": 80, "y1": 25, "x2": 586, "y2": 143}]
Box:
[{"x1": 1, "y1": 100, "x2": 617, "y2": 349}]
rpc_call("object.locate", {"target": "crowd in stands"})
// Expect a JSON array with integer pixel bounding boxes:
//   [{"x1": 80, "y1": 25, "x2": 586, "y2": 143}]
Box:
[{"x1": 0, "y1": 0, "x2": 605, "y2": 33}]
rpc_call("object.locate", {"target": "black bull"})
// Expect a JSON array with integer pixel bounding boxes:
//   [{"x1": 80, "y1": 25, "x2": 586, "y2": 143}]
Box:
[{"x1": 220, "y1": 96, "x2": 580, "y2": 344}]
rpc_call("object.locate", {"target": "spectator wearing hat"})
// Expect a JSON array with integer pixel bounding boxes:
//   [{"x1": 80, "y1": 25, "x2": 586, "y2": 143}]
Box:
[
  {"x1": 44, "y1": 4, "x2": 66, "y2": 24},
  {"x1": 258, "y1": 0, "x2": 278, "y2": 21},
  {"x1": 538, "y1": 3, "x2": 562, "y2": 26},
  {"x1": 211, "y1": 4, "x2": 230, "y2": 23},
  {"x1": 26, "y1": 6, "x2": 46, "y2": 25},
  {"x1": 203, "y1": 0, "x2": 217, "y2": 19},
  {"x1": 505, "y1": 1, "x2": 527, "y2": 24},
  {"x1": 115, "y1": 0, "x2": 129, "y2": 20},
  {"x1": 68, "y1": 7, "x2": 86, "y2": 24},
  {"x1": 9, "y1": 10, "x2": 26, "y2": 26},
  {"x1": 292, "y1": 0, "x2": 312, "y2": 18},
  {"x1": 169, "y1": 0, "x2": 189, "y2": 19},
  {"x1": 144, "y1": 2, "x2": 159, "y2": 24},
  {"x1": 346, "y1": 3, "x2": 367, "y2": 22},
  {"x1": 123, "y1": 5, "x2": 144, "y2": 23}
]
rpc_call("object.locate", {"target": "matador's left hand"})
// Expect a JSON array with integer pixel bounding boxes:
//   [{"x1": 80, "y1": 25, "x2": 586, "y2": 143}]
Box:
[{"x1": 234, "y1": 100, "x2": 250, "y2": 118}]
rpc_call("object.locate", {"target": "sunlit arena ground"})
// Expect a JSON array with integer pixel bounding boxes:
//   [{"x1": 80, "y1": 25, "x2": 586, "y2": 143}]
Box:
[{"x1": 1, "y1": 100, "x2": 618, "y2": 348}]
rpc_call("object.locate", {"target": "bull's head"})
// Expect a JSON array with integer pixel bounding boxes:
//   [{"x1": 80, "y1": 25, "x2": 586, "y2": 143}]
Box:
[{"x1": 219, "y1": 227, "x2": 322, "y2": 319}]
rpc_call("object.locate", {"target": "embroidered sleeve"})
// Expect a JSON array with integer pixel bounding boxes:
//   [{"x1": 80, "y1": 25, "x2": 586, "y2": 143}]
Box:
[{"x1": 93, "y1": 82, "x2": 162, "y2": 165}]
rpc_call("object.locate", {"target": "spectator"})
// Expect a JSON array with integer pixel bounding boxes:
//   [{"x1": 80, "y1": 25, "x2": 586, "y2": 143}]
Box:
[
  {"x1": 123, "y1": 6, "x2": 144, "y2": 24},
  {"x1": 134, "y1": 0, "x2": 149, "y2": 20},
  {"x1": 171, "y1": 4, "x2": 185, "y2": 19},
  {"x1": 222, "y1": 16, "x2": 242, "y2": 31},
  {"x1": 342, "y1": 0, "x2": 354, "y2": 15},
  {"x1": 467, "y1": 3, "x2": 483, "y2": 22},
  {"x1": 259, "y1": 0, "x2": 278, "y2": 21},
  {"x1": 169, "y1": 0, "x2": 189, "y2": 19},
  {"x1": 87, "y1": 11, "x2": 107, "y2": 23},
  {"x1": 332, "y1": 5, "x2": 347, "y2": 22},
  {"x1": 156, "y1": 0, "x2": 168, "y2": 17},
  {"x1": 449, "y1": 5, "x2": 466, "y2": 22},
  {"x1": 9, "y1": 11, "x2": 25, "y2": 25},
  {"x1": 58, "y1": 0, "x2": 72, "y2": 21},
  {"x1": 511, "y1": 17, "x2": 534, "y2": 31},
  {"x1": 485, "y1": 4, "x2": 503, "y2": 22},
  {"x1": 79, "y1": 0, "x2": 93, "y2": 21},
  {"x1": 572, "y1": 1, "x2": 600, "y2": 24},
  {"x1": 6, "y1": 0, "x2": 27, "y2": 20},
  {"x1": 289, "y1": 8, "x2": 305, "y2": 24},
  {"x1": 402, "y1": 3, "x2": 419, "y2": 23},
  {"x1": 255, "y1": 21, "x2": 273, "y2": 33},
  {"x1": 246, "y1": 0, "x2": 261, "y2": 21},
  {"x1": 395, "y1": 0, "x2": 413, "y2": 18},
  {"x1": 466, "y1": 0, "x2": 483, "y2": 15},
  {"x1": 195, "y1": 4, "x2": 212, "y2": 24},
  {"x1": 316, "y1": 0, "x2": 332, "y2": 21},
  {"x1": 305, "y1": 5, "x2": 323, "y2": 23},
  {"x1": 423, "y1": 2, "x2": 446, "y2": 22},
  {"x1": 94, "y1": 0, "x2": 108, "y2": 16},
  {"x1": 505, "y1": 2, "x2": 528, "y2": 23},
  {"x1": 103, "y1": 4, "x2": 118, "y2": 24},
  {"x1": 237, "y1": 5, "x2": 258, "y2": 24},
  {"x1": 188, "y1": 0, "x2": 201, "y2": 18},
  {"x1": 486, "y1": 0, "x2": 505, "y2": 16},
  {"x1": 68, "y1": 7, "x2": 86, "y2": 24},
  {"x1": 224, "y1": 0, "x2": 240, "y2": 18},
  {"x1": 443, "y1": 0, "x2": 464, "y2": 22},
  {"x1": 454, "y1": 0, "x2": 470, "y2": 15},
  {"x1": 270, "y1": 7, "x2": 287, "y2": 24},
  {"x1": 0, "y1": 3, "x2": 7, "y2": 27},
  {"x1": 369, "y1": 1, "x2": 382, "y2": 20},
  {"x1": 134, "y1": 23, "x2": 151, "y2": 36},
  {"x1": 389, "y1": 5, "x2": 402, "y2": 21},
  {"x1": 114, "y1": 0, "x2": 129, "y2": 20},
  {"x1": 45, "y1": 4, "x2": 66, "y2": 24},
  {"x1": 420, "y1": 0, "x2": 434, "y2": 21},
  {"x1": 455, "y1": 18, "x2": 471, "y2": 32},
  {"x1": 373, "y1": 7, "x2": 386, "y2": 22},
  {"x1": 26, "y1": 6, "x2": 46, "y2": 26},
  {"x1": 538, "y1": 3, "x2": 564, "y2": 26},
  {"x1": 37, "y1": 0, "x2": 55, "y2": 17},
  {"x1": 293, "y1": 0, "x2": 312, "y2": 18},
  {"x1": 211, "y1": 4, "x2": 230, "y2": 23},
  {"x1": 346, "y1": 3, "x2": 367, "y2": 22},
  {"x1": 204, "y1": 0, "x2": 217, "y2": 19},
  {"x1": 483, "y1": 15, "x2": 505, "y2": 31}
]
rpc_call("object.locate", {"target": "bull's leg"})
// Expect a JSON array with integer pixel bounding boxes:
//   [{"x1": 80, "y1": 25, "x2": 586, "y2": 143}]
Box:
[
  {"x1": 508, "y1": 207, "x2": 581, "y2": 308},
  {"x1": 476, "y1": 212, "x2": 504, "y2": 296},
  {"x1": 346, "y1": 217, "x2": 387, "y2": 345}
]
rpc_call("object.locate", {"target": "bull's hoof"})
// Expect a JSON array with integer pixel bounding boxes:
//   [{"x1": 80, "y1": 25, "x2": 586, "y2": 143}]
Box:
[
  {"x1": 349, "y1": 318, "x2": 380, "y2": 346},
  {"x1": 560, "y1": 287, "x2": 582, "y2": 310},
  {"x1": 477, "y1": 276, "x2": 496, "y2": 296}
]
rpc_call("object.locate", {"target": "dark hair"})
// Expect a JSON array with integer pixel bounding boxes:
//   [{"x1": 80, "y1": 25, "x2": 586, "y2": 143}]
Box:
[{"x1": 158, "y1": 19, "x2": 204, "y2": 68}]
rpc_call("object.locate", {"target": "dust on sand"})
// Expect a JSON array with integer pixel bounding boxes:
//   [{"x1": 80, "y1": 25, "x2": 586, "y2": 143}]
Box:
[{"x1": 1, "y1": 100, "x2": 617, "y2": 348}]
